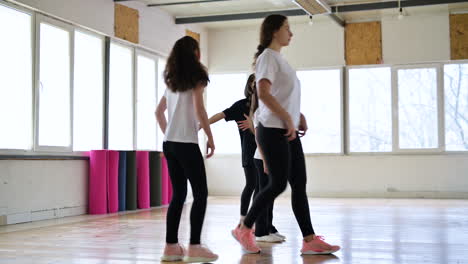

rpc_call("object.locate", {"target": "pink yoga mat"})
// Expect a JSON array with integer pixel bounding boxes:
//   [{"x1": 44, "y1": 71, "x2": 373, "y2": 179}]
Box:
[
  {"x1": 89, "y1": 150, "x2": 108, "y2": 214},
  {"x1": 107, "y1": 150, "x2": 119, "y2": 213},
  {"x1": 137, "y1": 151, "x2": 150, "y2": 209},
  {"x1": 161, "y1": 155, "x2": 170, "y2": 205}
]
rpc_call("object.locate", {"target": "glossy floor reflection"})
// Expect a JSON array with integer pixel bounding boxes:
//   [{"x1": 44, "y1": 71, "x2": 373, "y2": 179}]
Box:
[{"x1": 1, "y1": 197, "x2": 467, "y2": 264}]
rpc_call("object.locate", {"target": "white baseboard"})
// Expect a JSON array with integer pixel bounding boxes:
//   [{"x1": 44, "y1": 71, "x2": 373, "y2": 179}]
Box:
[
  {"x1": 0, "y1": 206, "x2": 87, "y2": 226},
  {"x1": 0, "y1": 212, "x2": 31, "y2": 225}
]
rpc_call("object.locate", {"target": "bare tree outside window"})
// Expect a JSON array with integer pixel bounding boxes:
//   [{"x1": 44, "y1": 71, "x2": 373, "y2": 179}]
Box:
[
  {"x1": 398, "y1": 68, "x2": 438, "y2": 149},
  {"x1": 445, "y1": 64, "x2": 468, "y2": 151},
  {"x1": 349, "y1": 67, "x2": 392, "y2": 152}
]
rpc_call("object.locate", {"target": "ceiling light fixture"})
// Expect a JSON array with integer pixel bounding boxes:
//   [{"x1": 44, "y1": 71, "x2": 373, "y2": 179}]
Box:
[
  {"x1": 398, "y1": 0, "x2": 404, "y2": 20},
  {"x1": 293, "y1": 0, "x2": 331, "y2": 16}
]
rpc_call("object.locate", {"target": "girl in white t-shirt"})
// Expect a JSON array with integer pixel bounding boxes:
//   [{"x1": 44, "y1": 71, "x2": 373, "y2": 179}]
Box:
[
  {"x1": 155, "y1": 36, "x2": 218, "y2": 263},
  {"x1": 232, "y1": 15, "x2": 341, "y2": 256}
]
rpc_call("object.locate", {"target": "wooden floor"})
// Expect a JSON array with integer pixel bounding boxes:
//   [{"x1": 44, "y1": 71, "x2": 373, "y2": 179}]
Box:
[{"x1": 1, "y1": 197, "x2": 468, "y2": 264}]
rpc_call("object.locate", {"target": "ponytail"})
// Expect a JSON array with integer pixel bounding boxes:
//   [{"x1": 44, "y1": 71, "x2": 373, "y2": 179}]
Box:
[
  {"x1": 252, "y1": 44, "x2": 266, "y2": 68},
  {"x1": 252, "y1": 14, "x2": 287, "y2": 69}
]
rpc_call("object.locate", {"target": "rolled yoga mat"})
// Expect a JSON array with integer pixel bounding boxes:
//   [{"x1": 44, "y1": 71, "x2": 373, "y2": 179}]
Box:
[
  {"x1": 89, "y1": 150, "x2": 108, "y2": 214},
  {"x1": 126, "y1": 151, "x2": 138, "y2": 210},
  {"x1": 149, "y1": 151, "x2": 162, "y2": 206},
  {"x1": 161, "y1": 155, "x2": 171, "y2": 205},
  {"x1": 136, "y1": 151, "x2": 150, "y2": 209},
  {"x1": 118, "y1": 151, "x2": 127, "y2": 212},
  {"x1": 107, "y1": 150, "x2": 119, "y2": 213}
]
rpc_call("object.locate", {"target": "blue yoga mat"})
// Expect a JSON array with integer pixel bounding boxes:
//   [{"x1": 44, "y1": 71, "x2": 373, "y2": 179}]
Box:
[{"x1": 118, "y1": 151, "x2": 127, "y2": 211}]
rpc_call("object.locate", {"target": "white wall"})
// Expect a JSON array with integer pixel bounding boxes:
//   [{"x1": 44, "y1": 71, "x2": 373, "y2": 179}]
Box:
[
  {"x1": 206, "y1": 11, "x2": 468, "y2": 199},
  {"x1": 0, "y1": 160, "x2": 88, "y2": 225},
  {"x1": 0, "y1": 0, "x2": 206, "y2": 225},
  {"x1": 208, "y1": 21, "x2": 345, "y2": 73},
  {"x1": 208, "y1": 10, "x2": 452, "y2": 71},
  {"x1": 382, "y1": 12, "x2": 450, "y2": 64},
  {"x1": 206, "y1": 155, "x2": 468, "y2": 198}
]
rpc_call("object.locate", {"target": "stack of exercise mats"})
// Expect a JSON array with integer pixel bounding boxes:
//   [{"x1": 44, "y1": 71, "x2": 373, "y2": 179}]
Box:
[{"x1": 88, "y1": 150, "x2": 172, "y2": 215}]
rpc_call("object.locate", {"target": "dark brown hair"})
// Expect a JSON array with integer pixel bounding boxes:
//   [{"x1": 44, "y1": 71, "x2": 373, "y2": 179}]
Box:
[
  {"x1": 164, "y1": 36, "x2": 209, "y2": 92},
  {"x1": 244, "y1": 74, "x2": 257, "y2": 115},
  {"x1": 252, "y1": 14, "x2": 287, "y2": 68}
]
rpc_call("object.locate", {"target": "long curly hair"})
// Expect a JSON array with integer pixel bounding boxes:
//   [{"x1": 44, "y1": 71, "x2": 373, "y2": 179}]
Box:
[{"x1": 164, "y1": 36, "x2": 209, "y2": 92}]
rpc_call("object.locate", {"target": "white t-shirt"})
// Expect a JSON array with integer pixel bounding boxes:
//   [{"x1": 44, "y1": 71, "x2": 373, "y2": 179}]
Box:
[
  {"x1": 253, "y1": 112, "x2": 262, "y2": 160},
  {"x1": 254, "y1": 148, "x2": 262, "y2": 160},
  {"x1": 163, "y1": 88, "x2": 199, "y2": 144},
  {"x1": 255, "y1": 48, "x2": 301, "y2": 130}
]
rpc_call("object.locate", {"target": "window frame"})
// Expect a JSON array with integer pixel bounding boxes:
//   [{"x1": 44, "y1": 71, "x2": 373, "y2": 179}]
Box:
[
  {"x1": 0, "y1": 1, "x2": 35, "y2": 154},
  {"x1": 442, "y1": 60, "x2": 468, "y2": 154},
  {"x1": 34, "y1": 13, "x2": 75, "y2": 153},
  {"x1": 346, "y1": 64, "x2": 393, "y2": 156},
  {"x1": 296, "y1": 66, "x2": 345, "y2": 156},
  {"x1": 392, "y1": 63, "x2": 444, "y2": 154},
  {"x1": 72, "y1": 28, "x2": 106, "y2": 152},
  {"x1": 107, "y1": 39, "x2": 136, "y2": 151},
  {"x1": 135, "y1": 48, "x2": 159, "y2": 151},
  {"x1": 0, "y1": 2, "x2": 168, "y2": 158}
]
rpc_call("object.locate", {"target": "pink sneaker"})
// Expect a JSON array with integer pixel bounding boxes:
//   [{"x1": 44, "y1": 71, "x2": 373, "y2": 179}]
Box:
[
  {"x1": 161, "y1": 243, "x2": 185, "y2": 262},
  {"x1": 183, "y1": 244, "x2": 218, "y2": 263},
  {"x1": 301, "y1": 236, "x2": 340, "y2": 255},
  {"x1": 232, "y1": 225, "x2": 261, "y2": 253}
]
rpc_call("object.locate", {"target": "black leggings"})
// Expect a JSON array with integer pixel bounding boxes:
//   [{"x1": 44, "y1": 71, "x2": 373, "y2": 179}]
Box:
[
  {"x1": 253, "y1": 158, "x2": 278, "y2": 237},
  {"x1": 163, "y1": 141, "x2": 208, "y2": 245},
  {"x1": 240, "y1": 164, "x2": 257, "y2": 216},
  {"x1": 244, "y1": 123, "x2": 315, "y2": 237}
]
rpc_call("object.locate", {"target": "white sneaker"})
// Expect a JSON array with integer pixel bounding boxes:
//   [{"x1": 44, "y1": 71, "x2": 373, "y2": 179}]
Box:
[
  {"x1": 271, "y1": 232, "x2": 286, "y2": 241},
  {"x1": 255, "y1": 234, "x2": 284, "y2": 243}
]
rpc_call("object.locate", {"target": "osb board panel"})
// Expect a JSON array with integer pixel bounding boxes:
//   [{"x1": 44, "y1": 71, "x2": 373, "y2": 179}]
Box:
[
  {"x1": 345, "y1": 21, "x2": 382, "y2": 65},
  {"x1": 186, "y1": 29, "x2": 200, "y2": 43},
  {"x1": 450, "y1": 14, "x2": 468, "y2": 60},
  {"x1": 115, "y1": 3, "x2": 139, "y2": 44}
]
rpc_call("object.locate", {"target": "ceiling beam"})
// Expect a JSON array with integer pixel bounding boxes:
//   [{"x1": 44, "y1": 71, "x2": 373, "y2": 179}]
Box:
[
  {"x1": 148, "y1": 0, "x2": 237, "y2": 7},
  {"x1": 174, "y1": 0, "x2": 468, "y2": 24},
  {"x1": 175, "y1": 9, "x2": 307, "y2": 24},
  {"x1": 331, "y1": 0, "x2": 468, "y2": 12}
]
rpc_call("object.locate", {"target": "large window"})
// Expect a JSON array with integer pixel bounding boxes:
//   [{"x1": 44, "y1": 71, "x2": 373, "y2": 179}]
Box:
[
  {"x1": 207, "y1": 73, "x2": 247, "y2": 154},
  {"x1": 348, "y1": 67, "x2": 392, "y2": 152},
  {"x1": 37, "y1": 19, "x2": 72, "y2": 149},
  {"x1": 297, "y1": 69, "x2": 342, "y2": 154},
  {"x1": 444, "y1": 63, "x2": 468, "y2": 151},
  {"x1": 73, "y1": 30, "x2": 104, "y2": 151},
  {"x1": 136, "y1": 52, "x2": 157, "y2": 150},
  {"x1": 0, "y1": 4, "x2": 32, "y2": 150},
  {"x1": 108, "y1": 42, "x2": 134, "y2": 150},
  {"x1": 397, "y1": 67, "x2": 439, "y2": 150}
]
